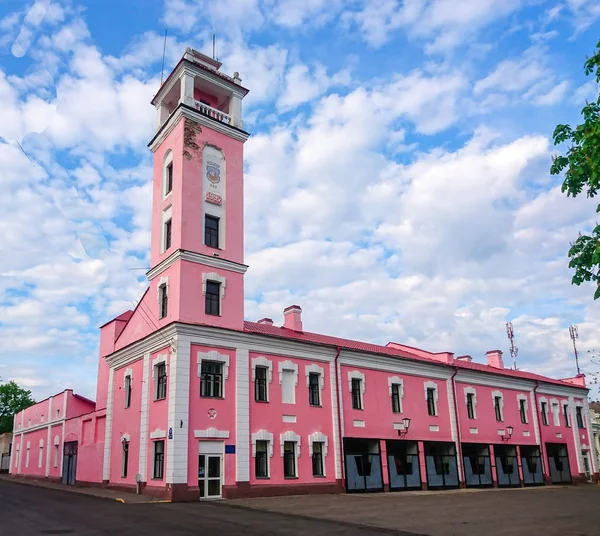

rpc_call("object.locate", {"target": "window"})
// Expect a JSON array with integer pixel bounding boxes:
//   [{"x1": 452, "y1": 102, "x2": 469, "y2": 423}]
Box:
[
  {"x1": 427, "y1": 387, "x2": 437, "y2": 416},
  {"x1": 494, "y1": 396, "x2": 503, "y2": 422},
  {"x1": 38, "y1": 445, "x2": 43, "y2": 468},
  {"x1": 205, "y1": 215, "x2": 219, "y2": 248},
  {"x1": 205, "y1": 281, "x2": 220, "y2": 316},
  {"x1": 200, "y1": 361, "x2": 223, "y2": 398},
  {"x1": 255, "y1": 440, "x2": 268, "y2": 478},
  {"x1": 519, "y1": 398, "x2": 527, "y2": 424},
  {"x1": 124, "y1": 375, "x2": 132, "y2": 409},
  {"x1": 351, "y1": 378, "x2": 362, "y2": 410},
  {"x1": 391, "y1": 383, "x2": 401, "y2": 413},
  {"x1": 541, "y1": 402, "x2": 548, "y2": 425},
  {"x1": 153, "y1": 441, "x2": 165, "y2": 480},
  {"x1": 309, "y1": 372, "x2": 320, "y2": 406},
  {"x1": 551, "y1": 402, "x2": 560, "y2": 426},
  {"x1": 164, "y1": 218, "x2": 172, "y2": 251},
  {"x1": 312, "y1": 442, "x2": 324, "y2": 477},
  {"x1": 54, "y1": 445, "x2": 59, "y2": 468},
  {"x1": 159, "y1": 284, "x2": 168, "y2": 319},
  {"x1": 165, "y1": 162, "x2": 173, "y2": 195},
  {"x1": 56, "y1": 409, "x2": 60, "y2": 419},
  {"x1": 283, "y1": 442, "x2": 296, "y2": 478},
  {"x1": 255, "y1": 366, "x2": 268, "y2": 402},
  {"x1": 576, "y1": 406, "x2": 585, "y2": 429},
  {"x1": 563, "y1": 404, "x2": 570, "y2": 427},
  {"x1": 156, "y1": 363, "x2": 167, "y2": 400},
  {"x1": 122, "y1": 442, "x2": 129, "y2": 478},
  {"x1": 467, "y1": 393, "x2": 475, "y2": 420}
]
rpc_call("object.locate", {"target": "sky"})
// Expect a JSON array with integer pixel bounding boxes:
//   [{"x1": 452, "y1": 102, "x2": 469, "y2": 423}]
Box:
[{"x1": 0, "y1": 0, "x2": 599, "y2": 402}]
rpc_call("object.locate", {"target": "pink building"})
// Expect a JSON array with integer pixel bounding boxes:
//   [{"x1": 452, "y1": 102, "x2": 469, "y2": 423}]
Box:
[{"x1": 10, "y1": 48, "x2": 599, "y2": 500}]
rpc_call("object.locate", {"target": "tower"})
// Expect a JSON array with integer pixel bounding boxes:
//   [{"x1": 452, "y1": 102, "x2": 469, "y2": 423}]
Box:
[{"x1": 146, "y1": 48, "x2": 249, "y2": 331}]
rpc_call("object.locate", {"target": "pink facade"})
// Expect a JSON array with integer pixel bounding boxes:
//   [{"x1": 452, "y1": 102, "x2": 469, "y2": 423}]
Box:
[{"x1": 9, "y1": 47, "x2": 598, "y2": 500}]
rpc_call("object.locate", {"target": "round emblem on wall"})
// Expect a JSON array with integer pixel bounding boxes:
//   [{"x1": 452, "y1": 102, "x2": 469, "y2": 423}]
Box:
[{"x1": 208, "y1": 408, "x2": 217, "y2": 420}]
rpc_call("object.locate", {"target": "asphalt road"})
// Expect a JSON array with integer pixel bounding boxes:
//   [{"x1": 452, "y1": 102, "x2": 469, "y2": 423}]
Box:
[{"x1": 0, "y1": 480, "x2": 418, "y2": 536}]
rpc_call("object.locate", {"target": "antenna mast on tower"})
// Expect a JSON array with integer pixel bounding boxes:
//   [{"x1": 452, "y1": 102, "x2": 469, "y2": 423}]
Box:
[
  {"x1": 506, "y1": 322, "x2": 518, "y2": 370},
  {"x1": 569, "y1": 325, "x2": 581, "y2": 375}
]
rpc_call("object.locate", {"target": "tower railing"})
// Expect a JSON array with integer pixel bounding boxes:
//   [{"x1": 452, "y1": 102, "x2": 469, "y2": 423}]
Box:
[{"x1": 192, "y1": 100, "x2": 233, "y2": 126}]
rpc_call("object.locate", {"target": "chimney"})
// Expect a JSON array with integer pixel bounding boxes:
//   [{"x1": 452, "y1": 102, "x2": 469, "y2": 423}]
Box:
[
  {"x1": 456, "y1": 355, "x2": 473, "y2": 362},
  {"x1": 257, "y1": 318, "x2": 273, "y2": 326},
  {"x1": 283, "y1": 305, "x2": 303, "y2": 332},
  {"x1": 486, "y1": 350, "x2": 504, "y2": 369}
]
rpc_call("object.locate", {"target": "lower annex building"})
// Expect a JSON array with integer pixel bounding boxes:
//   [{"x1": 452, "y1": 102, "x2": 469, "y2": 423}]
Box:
[{"x1": 10, "y1": 47, "x2": 598, "y2": 500}]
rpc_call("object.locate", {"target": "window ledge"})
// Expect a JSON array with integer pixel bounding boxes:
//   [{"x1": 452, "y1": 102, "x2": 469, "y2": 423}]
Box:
[
  {"x1": 284, "y1": 476, "x2": 299, "y2": 480},
  {"x1": 309, "y1": 404, "x2": 323, "y2": 408},
  {"x1": 254, "y1": 400, "x2": 269, "y2": 404},
  {"x1": 255, "y1": 476, "x2": 270, "y2": 480},
  {"x1": 312, "y1": 474, "x2": 326, "y2": 478},
  {"x1": 200, "y1": 396, "x2": 225, "y2": 400}
]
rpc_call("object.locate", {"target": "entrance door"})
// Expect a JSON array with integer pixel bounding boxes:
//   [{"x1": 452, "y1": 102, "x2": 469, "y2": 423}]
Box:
[
  {"x1": 546, "y1": 443, "x2": 571, "y2": 484},
  {"x1": 462, "y1": 444, "x2": 492, "y2": 488},
  {"x1": 424, "y1": 442, "x2": 459, "y2": 490},
  {"x1": 61, "y1": 441, "x2": 77, "y2": 486},
  {"x1": 520, "y1": 445, "x2": 544, "y2": 486},
  {"x1": 386, "y1": 440, "x2": 421, "y2": 491},
  {"x1": 198, "y1": 454, "x2": 222, "y2": 499},
  {"x1": 343, "y1": 438, "x2": 383, "y2": 493},
  {"x1": 494, "y1": 445, "x2": 520, "y2": 487}
]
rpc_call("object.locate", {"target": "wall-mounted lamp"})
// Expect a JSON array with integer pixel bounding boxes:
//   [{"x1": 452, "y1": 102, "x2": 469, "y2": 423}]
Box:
[
  {"x1": 502, "y1": 425, "x2": 514, "y2": 442},
  {"x1": 397, "y1": 417, "x2": 411, "y2": 438}
]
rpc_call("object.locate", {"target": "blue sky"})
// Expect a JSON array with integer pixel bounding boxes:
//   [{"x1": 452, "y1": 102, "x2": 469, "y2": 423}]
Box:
[{"x1": 0, "y1": 0, "x2": 600, "y2": 401}]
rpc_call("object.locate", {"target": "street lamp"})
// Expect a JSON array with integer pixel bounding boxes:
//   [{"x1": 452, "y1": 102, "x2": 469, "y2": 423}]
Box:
[
  {"x1": 398, "y1": 417, "x2": 411, "y2": 437},
  {"x1": 502, "y1": 425, "x2": 514, "y2": 442}
]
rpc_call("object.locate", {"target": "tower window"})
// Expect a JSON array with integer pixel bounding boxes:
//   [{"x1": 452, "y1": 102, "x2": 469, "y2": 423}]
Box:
[
  {"x1": 351, "y1": 378, "x2": 362, "y2": 410},
  {"x1": 427, "y1": 387, "x2": 437, "y2": 416},
  {"x1": 205, "y1": 215, "x2": 219, "y2": 249},
  {"x1": 155, "y1": 363, "x2": 167, "y2": 400},
  {"x1": 205, "y1": 281, "x2": 221, "y2": 316},
  {"x1": 166, "y1": 162, "x2": 173, "y2": 195},
  {"x1": 124, "y1": 375, "x2": 132, "y2": 409},
  {"x1": 200, "y1": 361, "x2": 223, "y2": 398},
  {"x1": 494, "y1": 396, "x2": 503, "y2": 422},
  {"x1": 164, "y1": 218, "x2": 172, "y2": 251},
  {"x1": 519, "y1": 398, "x2": 527, "y2": 424},
  {"x1": 159, "y1": 283, "x2": 168, "y2": 319},
  {"x1": 466, "y1": 393, "x2": 475, "y2": 419},
  {"x1": 391, "y1": 383, "x2": 401, "y2": 413}
]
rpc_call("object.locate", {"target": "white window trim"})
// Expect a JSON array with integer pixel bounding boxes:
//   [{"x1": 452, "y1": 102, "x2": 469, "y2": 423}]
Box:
[
  {"x1": 149, "y1": 428, "x2": 167, "y2": 440},
  {"x1": 202, "y1": 272, "x2": 226, "y2": 298},
  {"x1": 252, "y1": 430, "x2": 274, "y2": 457},
  {"x1": 163, "y1": 149, "x2": 173, "y2": 198},
  {"x1": 38, "y1": 440, "x2": 44, "y2": 468},
  {"x1": 388, "y1": 376, "x2": 404, "y2": 413},
  {"x1": 161, "y1": 205, "x2": 172, "y2": 254},
  {"x1": 252, "y1": 356, "x2": 273, "y2": 383},
  {"x1": 123, "y1": 368, "x2": 133, "y2": 388},
  {"x1": 157, "y1": 276, "x2": 169, "y2": 308},
  {"x1": 492, "y1": 390, "x2": 504, "y2": 421},
  {"x1": 279, "y1": 360, "x2": 299, "y2": 385},
  {"x1": 151, "y1": 354, "x2": 168, "y2": 379},
  {"x1": 424, "y1": 381, "x2": 439, "y2": 416},
  {"x1": 306, "y1": 364, "x2": 325, "y2": 390},
  {"x1": 550, "y1": 398, "x2": 560, "y2": 426},
  {"x1": 308, "y1": 432, "x2": 329, "y2": 457},
  {"x1": 194, "y1": 428, "x2": 230, "y2": 439},
  {"x1": 280, "y1": 431, "x2": 301, "y2": 477},
  {"x1": 197, "y1": 350, "x2": 230, "y2": 380},
  {"x1": 348, "y1": 370, "x2": 366, "y2": 393},
  {"x1": 517, "y1": 394, "x2": 529, "y2": 424},
  {"x1": 464, "y1": 386, "x2": 477, "y2": 419},
  {"x1": 563, "y1": 402, "x2": 571, "y2": 426}
]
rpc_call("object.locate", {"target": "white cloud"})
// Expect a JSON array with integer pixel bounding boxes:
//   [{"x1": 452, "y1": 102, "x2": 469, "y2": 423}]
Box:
[
  {"x1": 346, "y1": 0, "x2": 530, "y2": 52},
  {"x1": 277, "y1": 63, "x2": 351, "y2": 111},
  {"x1": 533, "y1": 80, "x2": 570, "y2": 105}
]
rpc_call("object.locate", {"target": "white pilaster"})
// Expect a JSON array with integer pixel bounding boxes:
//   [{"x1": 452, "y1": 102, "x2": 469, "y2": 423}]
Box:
[
  {"x1": 235, "y1": 347, "x2": 250, "y2": 482},
  {"x1": 230, "y1": 94, "x2": 243, "y2": 129},
  {"x1": 583, "y1": 399, "x2": 598, "y2": 473},
  {"x1": 530, "y1": 391, "x2": 541, "y2": 447},
  {"x1": 138, "y1": 352, "x2": 151, "y2": 482},
  {"x1": 447, "y1": 379, "x2": 463, "y2": 481},
  {"x1": 102, "y1": 368, "x2": 115, "y2": 481},
  {"x1": 59, "y1": 393, "x2": 67, "y2": 478},
  {"x1": 569, "y1": 396, "x2": 583, "y2": 473},
  {"x1": 166, "y1": 335, "x2": 191, "y2": 484},
  {"x1": 180, "y1": 71, "x2": 195, "y2": 107},
  {"x1": 45, "y1": 397, "x2": 53, "y2": 476},
  {"x1": 330, "y1": 360, "x2": 342, "y2": 480}
]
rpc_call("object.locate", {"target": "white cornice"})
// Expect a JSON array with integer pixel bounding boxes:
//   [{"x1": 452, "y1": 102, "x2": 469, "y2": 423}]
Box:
[
  {"x1": 147, "y1": 249, "x2": 248, "y2": 281},
  {"x1": 181, "y1": 63, "x2": 247, "y2": 99},
  {"x1": 149, "y1": 105, "x2": 249, "y2": 152},
  {"x1": 455, "y1": 370, "x2": 534, "y2": 391}
]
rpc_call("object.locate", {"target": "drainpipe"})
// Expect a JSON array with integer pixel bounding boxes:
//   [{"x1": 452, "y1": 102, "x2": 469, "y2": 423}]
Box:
[
  {"x1": 334, "y1": 346, "x2": 345, "y2": 490},
  {"x1": 533, "y1": 381, "x2": 548, "y2": 479},
  {"x1": 451, "y1": 367, "x2": 465, "y2": 485}
]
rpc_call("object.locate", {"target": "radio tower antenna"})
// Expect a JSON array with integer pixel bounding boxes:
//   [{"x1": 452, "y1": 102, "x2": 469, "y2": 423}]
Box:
[
  {"x1": 569, "y1": 325, "x2": 581, "y2": 375},
  {"x1": 506, "y1": 322, "x2": 518, "y2": 370}
]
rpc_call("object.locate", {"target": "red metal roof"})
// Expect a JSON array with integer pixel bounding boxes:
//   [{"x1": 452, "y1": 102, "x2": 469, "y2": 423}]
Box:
[{"x1": 243, "y1": 321, "x2": 583, "y2": 390}]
